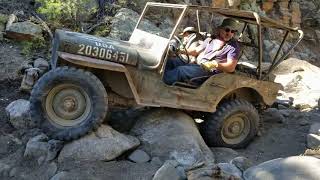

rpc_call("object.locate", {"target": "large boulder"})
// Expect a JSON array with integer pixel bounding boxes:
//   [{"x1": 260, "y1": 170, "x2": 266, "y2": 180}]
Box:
[
  {"x1": 5, "y1": 21, "x2": 42, "y2": 41},
  {"x1": 210, "y1": 147, "x2": 239, "y2": 163},
  {"x1": 273, "y1": 58, "x2": 320, "y2": 108},
  {"x1": 130, "y1": 109, "x2": 214, "y2": 169},
  {"x1": 5, "y1": 99, "x2": 34, "y2": 129},
  {"x1": 109, "y1": 8, "x2": 173, "y2": 41},
  {"x1": 152, "y1": 160, "x2": 184, "y2": 180},
  {"x1": 53, "y1": 160, "x2": 160, "y2": 180},
  {"x1": 243, "y1": 156, "x2": 320, "y2": 180},
  {"x1": 58, "y1": 125, "x2": 140, "y2": 162},
  {"x1": 24, "y1": 134, "x2": 63, "y2": 164},
  {"x1": 109, "y1": 8, "x2": 141, "y2": 40},
  {"x1": 307, "y1": 123, "x2": 320, "y2": 149}
]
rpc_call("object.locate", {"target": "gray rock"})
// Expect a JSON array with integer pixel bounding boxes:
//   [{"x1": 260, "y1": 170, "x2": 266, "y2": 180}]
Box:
[
  {"x1": 19, "y1": 162, "x2": 59, "y2": 180},
  {"x1": 24, "y1": 134, "x2": 49, "y2": 158},
  {"x1": 37, "y1": 156, "x2": 46, "y2": 165},
  {"x1": 131, "y1": 109, "x2": 214, "y2": 168},
  {"x1": 299, "y1": 118, "x2": 309, "y2": 126},
  {"x1": 151, "y1": 157, "x2": 163, "y2": 167},
  {"x1": 109, "y1": 8, "x2": 139, "y2": 40},
  {"x1": 217, "y1": 163, "x2": 243, "y2": 179},
  {"x1": 47, "y1": 139, "x2": 64, "y2": 161},
  {"x1": 278, "y1": 109, "x2": 292, "y2": 117},
  {"x1": 50, "y1": 171, "x2": 70, "y2": 180},
  {"x1": 50, "y1": 160, "x2": 159, "y2": 180},
  {"x1": 230, "y1": 156, "x2": 253, "y2": 172},
  {"x1": 109, "y1": 8, "x2": 164, "y2": 41},
  {"x1": 274, "y1": 58, "x2": 320, "y2": 108},
  {"x1": 128, "y1": 149, "x2": 150, "y2": 163},
  {"x1": 243, "y1": 156, "x2": 320, "y2": 180},
  {"x1": 20, "y1": 67, "x2": 41, "y2": 92},
  {"x1": 5, "y1": 99, "x2": 34, "y2": 129},
  {"x1": 309, "y1": 123, "x2": 320, "y2": 135},
  {"x1": 277, "y1": 104, "x2": 288, "y2": 110},
  {"x1": 263, "y1": 108, "x2": 286, "y2": 123},
  {"x1": 211, "y1": 147, "x2": 239, "y2": 163},
  {"x1": 9, "y1": 167, "x2": 17, "y2": 177},
  {"x1": 59, "y1": 125, "x2": 140, "y2": 162},
  {"x1": 176, "y1": 166, "x2": 187, "y2": 180},
  {"x1": 5, "y1": 21, "x2": 42, "y2": 41},
  {"x1": 307, "y1": 134, "x2": 320, "y2": 149},
  {"x1": 33, "y1": 58, "x2": 49, "y2": 75},
  {"x1": 0, "y1": 162, "x2": 11, "y2": 177},
  {"x1": 46, "y1": 162, "x2": 58, "y2": 179},
  {"x1": 152, "y1": 160, "x2": 182, "y2": 180}
]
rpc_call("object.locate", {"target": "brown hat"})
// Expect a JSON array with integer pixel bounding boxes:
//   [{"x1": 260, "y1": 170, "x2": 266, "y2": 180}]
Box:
[
  {"x1": 179, "y1": 27, "x2": 197, "y2": 36},
  {"x1": 219, "y1": 18, "x2": 240, "y2": 31}
]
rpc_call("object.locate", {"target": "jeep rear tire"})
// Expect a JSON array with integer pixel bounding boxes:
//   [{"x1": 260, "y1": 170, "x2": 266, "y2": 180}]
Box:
[
  {"x1": 30, "y1": 67, "x2": 108, "y2": 141},
  {"x1": 200, "y1": 99, "x2": 259, "y2": 148}
]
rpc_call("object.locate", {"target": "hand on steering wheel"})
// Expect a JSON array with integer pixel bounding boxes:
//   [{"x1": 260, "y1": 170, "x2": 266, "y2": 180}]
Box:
[{"x1": 173, "y1": 35, "x2": 190, "y2": 63}]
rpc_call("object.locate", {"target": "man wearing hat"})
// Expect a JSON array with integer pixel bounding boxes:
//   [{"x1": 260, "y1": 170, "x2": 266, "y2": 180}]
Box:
[
  {"x1": 169, "y1": 26, "x2": 202, "y2": 64},
  {"x1": 163, "y1": 18, "x2": 241, "y2": 85}
]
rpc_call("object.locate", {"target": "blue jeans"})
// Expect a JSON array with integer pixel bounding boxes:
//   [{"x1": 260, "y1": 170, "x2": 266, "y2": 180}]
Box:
[{"x1": 163, "y1": 57, "x2": 216, "y2": 85}]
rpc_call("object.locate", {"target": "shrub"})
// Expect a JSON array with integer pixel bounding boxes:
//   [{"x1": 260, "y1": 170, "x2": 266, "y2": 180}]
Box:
[
  {"x1": 21, "y1": 36, "x2": 46, "y2": 56},
  {"x1": 35, "y1": 0, "x2": 97, "y2": 30}
]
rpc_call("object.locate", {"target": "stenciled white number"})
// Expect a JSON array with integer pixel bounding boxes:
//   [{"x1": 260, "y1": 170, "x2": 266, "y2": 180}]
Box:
[
  {"x1": 77, "y1": 44, "x2": 85, "y2": 55},
  {"x1": 78, "y1": 44, "x2": 129, "y2": 63}
]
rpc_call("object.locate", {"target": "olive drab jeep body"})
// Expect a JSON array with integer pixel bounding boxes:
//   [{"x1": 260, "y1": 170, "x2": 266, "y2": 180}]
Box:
[{"x1": 30, "y1": 2, "x2": 303, "y2": 147}]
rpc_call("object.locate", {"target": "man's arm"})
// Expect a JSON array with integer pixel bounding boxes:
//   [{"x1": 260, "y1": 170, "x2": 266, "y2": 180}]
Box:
[
  {"x1": 179, "y1": 38, "x2": 210, "y2": 57},
  {"x1": 218, "y1": 42, "x2": 240, "y2": 72},
  {"x1": 202, "y1": 42, "x2": 240, "y2": 73},
  {"x1": 179, "y1": 43, "x2": 204, "y2": 57},
  {"x1": 216, "y1": 58, "x2": 238, "y2": 73}
]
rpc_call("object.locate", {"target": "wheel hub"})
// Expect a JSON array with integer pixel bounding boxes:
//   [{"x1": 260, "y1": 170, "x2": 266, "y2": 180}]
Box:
[
  {"x1": 221, "y1": 113, "x2": 250, "y2": 145},
  {"x1": 46, "y1": 84, "x2": 91, "y2": 127},
  {"x1": 229, "y1": 121, "x2": 241, "y2": 135},
  {"x1": 63, "y1": 97, "x2": 76, "y2": 112}
]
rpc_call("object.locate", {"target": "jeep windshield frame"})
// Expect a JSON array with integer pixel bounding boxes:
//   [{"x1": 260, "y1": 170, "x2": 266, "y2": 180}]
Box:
[{"x1": 134, "y1": 2, "x2": 303, "y2": 80}]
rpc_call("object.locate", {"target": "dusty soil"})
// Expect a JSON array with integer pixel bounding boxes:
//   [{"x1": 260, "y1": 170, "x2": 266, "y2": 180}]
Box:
[
  {"x1": 0, "y1": 41, "x2": 28, "y2": 81},
  {"x1": 238, "y1": 112, "x2": 310, "y2": 165}
]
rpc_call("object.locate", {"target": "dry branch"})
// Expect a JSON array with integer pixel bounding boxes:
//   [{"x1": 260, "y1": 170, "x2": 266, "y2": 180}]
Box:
[{"x1": 32, "y1": 12, "x2": 53, "y2": 40}]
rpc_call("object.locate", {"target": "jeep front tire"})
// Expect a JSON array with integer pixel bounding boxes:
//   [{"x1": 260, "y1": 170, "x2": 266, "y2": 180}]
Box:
[
  {"x1": 30, "y1": 67, "x2": 108, "y2": 141},
  {"x1": 200, "y1": 99, "x2": 259, "y2": 148}
]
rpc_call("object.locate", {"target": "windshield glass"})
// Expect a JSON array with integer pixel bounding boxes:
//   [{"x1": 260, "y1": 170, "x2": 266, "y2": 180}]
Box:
[{"x1": 136, "y1": 6, "x2": 184, "y2": 39}]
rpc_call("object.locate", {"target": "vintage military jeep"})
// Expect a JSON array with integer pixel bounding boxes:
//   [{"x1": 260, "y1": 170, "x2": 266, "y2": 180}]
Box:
[{"x1": 30, "y1": 2, "x2": 303, "y2": 148}]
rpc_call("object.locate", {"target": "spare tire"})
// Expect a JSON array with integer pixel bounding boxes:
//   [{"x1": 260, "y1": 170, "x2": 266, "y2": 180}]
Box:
[
  {"x1": 200, "y1": 99, "x2": 259, "y2": 148},
  {"x1": 30, "y1": 67, "x2": 108, "y2": 141}
]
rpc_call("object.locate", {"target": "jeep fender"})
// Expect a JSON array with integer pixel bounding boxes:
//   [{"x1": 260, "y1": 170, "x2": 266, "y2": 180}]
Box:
[{"x1": 57, "y1": 52, "x2": 141, "y2": 104}]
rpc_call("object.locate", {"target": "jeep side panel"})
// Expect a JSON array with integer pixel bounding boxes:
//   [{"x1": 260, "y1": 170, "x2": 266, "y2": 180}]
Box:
[{"x1": 126, "y1": 67, "x2": 282, "y2": 112}]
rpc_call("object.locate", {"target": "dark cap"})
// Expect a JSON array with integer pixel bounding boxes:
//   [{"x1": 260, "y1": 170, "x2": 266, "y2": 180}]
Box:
[{"x1": 219, "y1": 18, "x2": 240, "y2": 31}]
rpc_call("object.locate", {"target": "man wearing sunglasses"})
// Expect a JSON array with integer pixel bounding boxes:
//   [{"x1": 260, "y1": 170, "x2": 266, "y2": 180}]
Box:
[{"x1": 163, "y1": 18, "x2": 240, "y2": 85}]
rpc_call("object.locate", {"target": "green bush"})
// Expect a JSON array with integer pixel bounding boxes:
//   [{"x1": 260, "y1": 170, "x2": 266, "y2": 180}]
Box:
[
  {"x1": 21, "y1": 36, "x2": 46, "y2": 56},
  {"x1": 36, "y1": 0, "x2": 97, "y2": 30}
]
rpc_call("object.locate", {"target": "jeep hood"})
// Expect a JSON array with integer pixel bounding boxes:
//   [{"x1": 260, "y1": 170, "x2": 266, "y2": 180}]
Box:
[{"x1": 52, "y1": 30, "x2": 140, "y2": 67}]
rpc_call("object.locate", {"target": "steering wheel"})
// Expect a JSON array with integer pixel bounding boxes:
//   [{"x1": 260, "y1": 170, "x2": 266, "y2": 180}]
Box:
[{"x1": 173, "y1": 35, "x2": 190, "y2": 63}]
